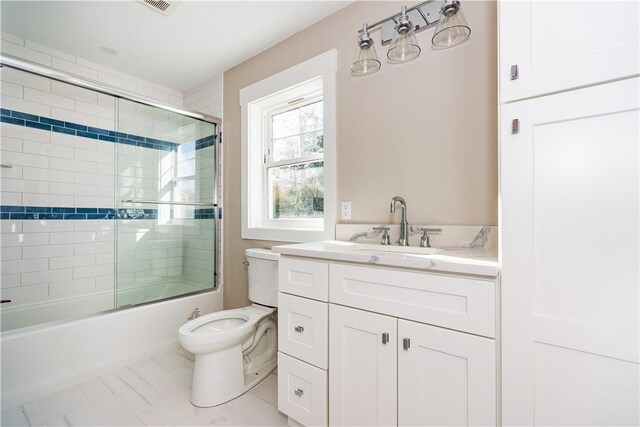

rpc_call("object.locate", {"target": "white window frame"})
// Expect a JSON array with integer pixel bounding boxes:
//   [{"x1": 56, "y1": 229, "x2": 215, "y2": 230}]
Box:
[{"x1": 240, "y1": 50, "x2": 336, "y2": 242}]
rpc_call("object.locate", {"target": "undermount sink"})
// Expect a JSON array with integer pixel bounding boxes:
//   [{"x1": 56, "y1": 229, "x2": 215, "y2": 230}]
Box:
[{"x1": 352, "y1": 244, "x2": 439, "y2": 256}]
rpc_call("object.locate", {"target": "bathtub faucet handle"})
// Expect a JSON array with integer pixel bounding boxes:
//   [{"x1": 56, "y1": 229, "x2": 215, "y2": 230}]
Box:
[{"x1": 188, "y1": 308, "x2": 201, "y2": 321}]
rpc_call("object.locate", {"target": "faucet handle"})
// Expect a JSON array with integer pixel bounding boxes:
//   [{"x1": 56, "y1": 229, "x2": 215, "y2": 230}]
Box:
[
  {"x1": 420, "y1": 228, "x2": 442, "y2": 248},
  {"x1": 420, "y1": 227, "x2": 442, "y2": 234},
  {"x1": 373, "y1": 227, "x2": 391, "y2": 245}
]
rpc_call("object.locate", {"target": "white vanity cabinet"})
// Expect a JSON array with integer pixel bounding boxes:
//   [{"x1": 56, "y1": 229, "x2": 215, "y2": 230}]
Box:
[
  {"x1": 329, "y1": 263, "x2": 497, "y2": 425},
  {"x1": 277, "y1": 253, "x2": 498, "y2": 427},
  {"x1": 330, "y1": 304, "x2": 496, "y2": 427},
  {"x1": 499, "y1": 0, "x2": 639, "y2": 103}
]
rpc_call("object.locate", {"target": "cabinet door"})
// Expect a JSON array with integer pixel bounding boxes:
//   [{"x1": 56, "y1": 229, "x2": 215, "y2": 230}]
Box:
[
  {"x1": 501, "y1": 78, "x2": 640, "y2": 425},
  {"x1": 398, "y1": 319, "x2": 496, "y2": 426},
  {"x1": 499, "y1": 1, "x2": 639, "y2": 103},
  {"x1": 329, "y1": 304, "x2": 397, "y2": 426}
]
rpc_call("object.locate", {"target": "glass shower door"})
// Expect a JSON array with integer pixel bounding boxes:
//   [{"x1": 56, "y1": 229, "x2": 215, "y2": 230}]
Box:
[{"x1": 115, "y1": 99, "x2": 217, "y2": 307}]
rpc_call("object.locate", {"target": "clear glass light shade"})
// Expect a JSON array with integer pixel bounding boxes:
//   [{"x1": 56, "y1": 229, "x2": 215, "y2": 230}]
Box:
[
  {"x1": 351, "y1": 47, "x2": 381, "y2": 76},
  {"x1": 387, "y1": 24, "x2": 421, "y2": 63},
  {"x1": 351, "y1": 26, "x2": 381, "y2": 76},
  {"x1": 432, "y1": 1, "x2": 471, "y2": 48}
]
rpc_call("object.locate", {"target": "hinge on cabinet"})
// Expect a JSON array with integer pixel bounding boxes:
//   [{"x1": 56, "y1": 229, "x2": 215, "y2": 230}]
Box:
[
  {"x1": 510, "y1": 64, "x2": 519, "y2": 80},
  {"x1": 511, "y1": 119, "x2": 520, "y2": 134}
]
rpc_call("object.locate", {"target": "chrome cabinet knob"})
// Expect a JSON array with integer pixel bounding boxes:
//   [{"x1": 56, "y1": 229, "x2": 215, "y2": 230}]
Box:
[
  {"x1": 294, "y1": 326, "x2": 304, "y2": 333},
  {"x1": 294, "y1": 388, "x2": 304, "y2": 397}
]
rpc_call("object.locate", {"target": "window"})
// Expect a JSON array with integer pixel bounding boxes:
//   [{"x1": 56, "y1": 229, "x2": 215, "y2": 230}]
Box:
[
  {"x1": 267, "y1": 97, "x2": 324, "y2": 220},
  {"x1": 240, "y1": 50, "x2": 336, "y2": 242}
]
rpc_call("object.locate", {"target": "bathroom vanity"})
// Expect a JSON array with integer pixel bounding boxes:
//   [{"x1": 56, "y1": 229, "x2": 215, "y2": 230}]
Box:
[{"x1": 273, "y1": 241, "x2": 499, "y2": 426}]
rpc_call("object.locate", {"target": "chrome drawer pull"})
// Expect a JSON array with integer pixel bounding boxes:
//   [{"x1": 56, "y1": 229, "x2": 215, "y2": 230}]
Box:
[
  {"x1": 294, "y1": 326, "x2": 304, "y2": 333},
  {"x1": 294, "y1": 388, "x2": 304, "y2": 397},
  {"x1": 512, "y1": 118, "x2": 520, "y2": 134},
  {"x1": 403, "y1": 337, "x2": 411, "y2": 350},
  {"x1": 382, "y1": 332, "x2": 389, "y2": 345},
  {"x1": 510, "y1": 64, "x2": 519, "y2": 80}
]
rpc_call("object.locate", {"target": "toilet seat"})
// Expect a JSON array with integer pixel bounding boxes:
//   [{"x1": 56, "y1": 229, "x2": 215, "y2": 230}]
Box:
[{"x1": 178, "y1": 304, "x2": 274, "y2": 354}]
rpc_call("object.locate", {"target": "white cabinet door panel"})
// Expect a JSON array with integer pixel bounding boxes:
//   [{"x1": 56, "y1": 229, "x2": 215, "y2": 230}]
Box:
[
  {"x1": 329, "y1": 304, "x2": 397, "y2": 426},
  {"x1": 398, "y1": 319, "x2": 496, "y2": 426},
  {"x1": 278, "y1": 293, "x2": 328, "y2": 369},
  {"x1": 501, "y1": 77, "x2": 640, "y2": 425},
  {"x1": 499, "y1": 1, "x2": 639, "y2": 102}
]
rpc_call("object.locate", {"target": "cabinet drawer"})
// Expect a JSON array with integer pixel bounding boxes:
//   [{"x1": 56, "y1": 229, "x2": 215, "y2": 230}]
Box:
[
  {"x1": 279, "y1": 257, "x2": 328, "y2": 301},
  {"x1": 278, "y1": 352, "x2": 327, "y2": 427},
  {"x1": 330, "y1": 263, "x2": 496, "y2": 338},
  {"x1": 278, "y1": 293, "x2": 328, "y2": 369}
]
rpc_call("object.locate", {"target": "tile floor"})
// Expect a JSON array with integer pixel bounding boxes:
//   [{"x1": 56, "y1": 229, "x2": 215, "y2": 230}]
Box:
[{"x1": 1, "y1": 347, "x2": 287, "y2": 426}]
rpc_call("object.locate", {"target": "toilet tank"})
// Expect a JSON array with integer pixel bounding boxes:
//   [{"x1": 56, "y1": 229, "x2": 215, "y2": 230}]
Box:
[{"x1": 246, "y1": 248, "x2": 279, "y2": 307}]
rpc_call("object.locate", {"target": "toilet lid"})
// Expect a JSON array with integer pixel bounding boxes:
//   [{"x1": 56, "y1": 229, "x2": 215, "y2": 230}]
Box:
[{"x1": 192, "y1": 317, "x2": 247, "y2": 334}]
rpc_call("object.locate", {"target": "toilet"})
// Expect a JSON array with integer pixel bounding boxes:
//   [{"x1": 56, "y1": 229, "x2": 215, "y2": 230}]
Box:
[{"x1": 178, "y1": 248, "x2": 279, "y2": 407}]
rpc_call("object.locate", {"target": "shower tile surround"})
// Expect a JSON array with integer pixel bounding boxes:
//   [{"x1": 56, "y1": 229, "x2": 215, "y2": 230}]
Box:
[{"x1": 0, "y1": 35, "x2": 221, "y2": 331}]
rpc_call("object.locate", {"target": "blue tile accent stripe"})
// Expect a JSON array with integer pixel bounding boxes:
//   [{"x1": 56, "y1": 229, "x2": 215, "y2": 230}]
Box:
[
  {"x1": 0, "y1": 206, "x2": 216, "y2": 220},
  {"x1": 0, "y1": 109, "x2": 216, "y2": 151}
]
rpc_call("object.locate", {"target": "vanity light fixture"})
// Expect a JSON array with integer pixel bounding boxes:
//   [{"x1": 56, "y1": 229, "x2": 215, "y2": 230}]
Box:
[
  {"x1": 351, "y1": 24, "x2": 382, "y2": 76},
  {"x1": 387, "y1": 6, "x2": 421, "y2": 63},
  {"x1": 432, "y1": 1, "x2": 471, "y2": 48},
  {"x1": 350, "y1": 0, "x2": 471, "y2": 76}
]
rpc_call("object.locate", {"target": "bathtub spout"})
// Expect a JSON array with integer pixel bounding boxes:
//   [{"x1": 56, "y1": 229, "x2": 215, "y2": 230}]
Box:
[{"x1": 188, "y1": 308, "x2": 201, "y2": 320}]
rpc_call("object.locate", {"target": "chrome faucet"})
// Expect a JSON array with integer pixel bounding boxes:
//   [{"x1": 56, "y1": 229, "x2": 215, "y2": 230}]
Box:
[{"x1": 390, "y1": 196, "x2": 409, "y2": 246}]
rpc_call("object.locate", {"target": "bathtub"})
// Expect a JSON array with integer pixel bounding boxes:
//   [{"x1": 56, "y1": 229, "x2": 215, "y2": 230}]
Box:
[
  {"x1": 1, "y1": 279, "x2": 213, "y2": 331},
  {"x1": 0, "y1": 285, "x2": 222, "y2": 408}
]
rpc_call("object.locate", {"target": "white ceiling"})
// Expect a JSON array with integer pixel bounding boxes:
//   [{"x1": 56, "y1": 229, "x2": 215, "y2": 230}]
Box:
[{"x1": 0, "y1": 1, "x2": 351, "y2": 92}]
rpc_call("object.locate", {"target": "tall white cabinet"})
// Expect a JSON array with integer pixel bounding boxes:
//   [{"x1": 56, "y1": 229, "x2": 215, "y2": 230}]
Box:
[{"x1": 499, "y1": 1, "x2": 640, "y2": 425}]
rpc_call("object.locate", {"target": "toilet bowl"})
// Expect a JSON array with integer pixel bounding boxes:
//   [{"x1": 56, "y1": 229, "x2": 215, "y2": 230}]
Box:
[{"x1": 178, "y1": 248, "x2": 279, "y2": 407}]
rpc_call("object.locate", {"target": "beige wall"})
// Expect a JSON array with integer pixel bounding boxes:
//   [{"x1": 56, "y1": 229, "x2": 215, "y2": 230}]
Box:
[{"x1": 222, "y1": 1, "x2": 497, "y2": 308}]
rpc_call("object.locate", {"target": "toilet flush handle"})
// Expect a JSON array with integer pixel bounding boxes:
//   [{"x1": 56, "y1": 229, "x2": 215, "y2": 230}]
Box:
[{"x1": 243, "y1": 260, "x2": 249, "y2": 266}]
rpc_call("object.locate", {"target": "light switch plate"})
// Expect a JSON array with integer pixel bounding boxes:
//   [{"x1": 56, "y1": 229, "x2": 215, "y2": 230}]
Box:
[{"x1": 341, "y1": 201, "x2": 352, "y2": 220}]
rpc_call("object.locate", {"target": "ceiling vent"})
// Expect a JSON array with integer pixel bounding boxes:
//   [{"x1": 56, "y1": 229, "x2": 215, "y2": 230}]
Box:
[{"x1": 138, "y1": 0, "x2": 181, "y2": 15}]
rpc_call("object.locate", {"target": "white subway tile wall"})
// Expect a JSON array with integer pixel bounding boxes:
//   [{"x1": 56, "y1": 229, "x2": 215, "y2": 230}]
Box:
[{"x1": 0, "y1": 33, "x2": 222, "y2": 331}]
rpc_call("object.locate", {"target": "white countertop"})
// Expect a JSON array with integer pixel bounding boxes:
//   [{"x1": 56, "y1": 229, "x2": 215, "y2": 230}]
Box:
[{"x1": 272, "y1": 240, "x2": 499, "y2": 277}]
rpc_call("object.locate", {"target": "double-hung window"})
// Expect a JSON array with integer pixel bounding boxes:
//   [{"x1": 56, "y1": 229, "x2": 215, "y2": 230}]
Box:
[
  {"x1": 241, "y1": 50, "x2": 336, "y2": 242},
  {"x1": 265, "y1": 97, "x2": 324, "y2": 222}
]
